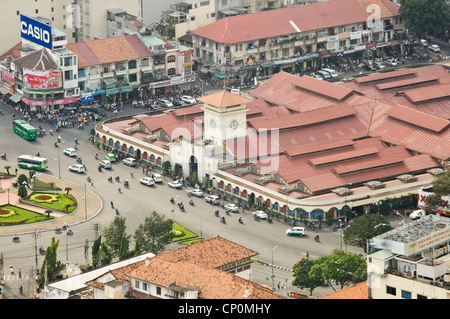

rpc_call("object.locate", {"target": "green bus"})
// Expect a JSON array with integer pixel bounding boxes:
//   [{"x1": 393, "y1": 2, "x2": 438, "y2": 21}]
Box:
[
  {"x1": 13, "y1": 120, "x2": 37, "y2": 140},
  {"x1": 18, "y1": 155, "x2": 48, "y2": 171}
]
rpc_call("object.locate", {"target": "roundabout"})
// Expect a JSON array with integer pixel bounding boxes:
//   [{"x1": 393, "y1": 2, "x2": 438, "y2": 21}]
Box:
[{"x1": 0, "y1": 169, "x2": 103, "y2": 235}]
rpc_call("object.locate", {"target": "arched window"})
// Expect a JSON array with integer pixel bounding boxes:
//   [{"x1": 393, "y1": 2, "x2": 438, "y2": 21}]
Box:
[
  {"x1": 129, "y1": 146, "x2": 134, "y2": 154},
  {"x1": 108, "y1": 138, "x2": 114, "y2": 146}
]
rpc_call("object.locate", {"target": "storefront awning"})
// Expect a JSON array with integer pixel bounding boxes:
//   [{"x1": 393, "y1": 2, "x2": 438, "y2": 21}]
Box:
[
  {"x1": 102, "y1": 78, "x2": 117, "y2": 86},
  {"x1": 9, "y1": 93, "x2": 22, "y2": 103},
  {"x1": 0, "y1": 86, "x2": 9, "y2": 95}
]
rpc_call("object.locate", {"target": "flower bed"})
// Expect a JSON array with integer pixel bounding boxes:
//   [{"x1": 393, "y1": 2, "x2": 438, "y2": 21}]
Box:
[
  {"x1": 0, "y1": 205, "x2": 53, "y2": 226},
  {"x1": 25, "y1": 192, "x2": 77, "y2": 214}
]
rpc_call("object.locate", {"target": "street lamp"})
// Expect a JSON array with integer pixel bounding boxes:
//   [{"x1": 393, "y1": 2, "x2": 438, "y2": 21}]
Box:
[
  {"x1": 6, "y1": 186, "x2": 10, "y2": 205},
  {"x1": 269, "y1": 245, "x2": 278, "y2": 290},
  {"x1": 55, "y1": 141, "x2": 64, "y2": 179}
]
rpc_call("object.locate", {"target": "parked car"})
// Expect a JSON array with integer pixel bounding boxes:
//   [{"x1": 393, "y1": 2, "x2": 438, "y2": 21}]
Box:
[
  {"x1": 182, "y1": 95, "x2": 196, "y2": 104},
  {"x1": 69, "y1": 164, "x2": 85, "y2": 173},
  {"x1": 159, "y1": 99, "x2": 173, "y2": 108},
  {"x1": 311, "y1": 73, "x2": 324, "y2": 80},
  {"x1": 374, "y1": 62, "x2": 385, "y2": 69},
  {"x1": 188, "y1": 189, "x2": 204, "y2": 197},
  {"x1": 122, "y1": 157, "x2": 137, "y2": 166},
  {"x1": 139, "y1": 177, "x2": 155, "y2": 186},
  {"x1": 316, "y1": 70, "x2": 331, "y2": 79},
  {"x1": 168, "y1": 180, "x2": 182, "y2": 189},
  {"x1": 321, "y1": 68, "x2": 338, "y2": 78},
  {"x1": 152, "y1": 173, "x2": 162, "y2": 183},
  {"x1": 173, "y1": 100, "x2": 187, "y2": 107},
  {"x1": 93, "y1": 113, "x2": 102, "y2": 121},
  {"x1": 230, "y1": 88, "x2": 240, "y2": 95},
  {"x1": 286, "y1": 226, "x2": 306, "y2": 236},
  {"x1": 252, "y1": 210, "x2": 268, "y2": 219},
  {"x1": 410, "y1": 209, "x2": 425, "y2": 220},
  {"x1": 99, "y1": 160, "x2": 112, "y2": 169},
  {"x1": 224, "y1": 203, "x2": 239, "y2": 213},
  {"x1": 386, "y1": 58, "x2": 398, "y2": 66},
  {"x1": 429, "y1": 44, "x2": 440, "y2": 52},
  {"x1": 105, "y1": 153, "x2": 116, "y2": 162},
  {"x1": 205, "y1": 195, "x2": 220, "y2": 205},
  {"x1": 63, "y1": 148, "x2": 77, "y2": 157},
  {"x1": 364, "y1": 63, "x2": 377, "y2": 71}
]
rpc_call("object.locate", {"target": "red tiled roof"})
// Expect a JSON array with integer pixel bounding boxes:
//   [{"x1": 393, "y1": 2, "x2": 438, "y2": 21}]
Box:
[
  {"x1": 385, "y1": 104, "x2": 449, "y2": 133},
  {"x1": 191, "y1": 0, "x2": 374, "y2": 43},
  {"x1": 124, "y1": 34, "x2": 152, "y2": 58},
  {"x1": 66, "y1": 42, "x2": 100, "y2": 67},
  {"x1": 197, "y1": 90, "x2": 252, "y2": 108},
  {"x1": 319, "y1": 281, "x2": 368, "y2": 299}
]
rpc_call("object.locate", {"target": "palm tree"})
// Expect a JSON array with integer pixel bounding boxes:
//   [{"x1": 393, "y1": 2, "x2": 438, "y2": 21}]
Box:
[
  {"x1": 65, "y1": 187, "x2": 72, "y2": 195},
  {"x1": 4, "y1": 166, "x2": 11, "y2": 175},
  {"x1": 45, "y1": 209, "x2": 52, "y2": 218}
]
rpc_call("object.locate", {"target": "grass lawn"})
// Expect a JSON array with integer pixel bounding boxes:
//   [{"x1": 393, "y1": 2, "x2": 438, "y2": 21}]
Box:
[
  {"x1": 171, "y1": 222, "x2": 199, "y2": 242},
  {"x1": 25, "y1": 192, "x2": 77, "y2": 213},
  {"x1": 0, "y1": 204, "x2": 53, "y2": 226}
]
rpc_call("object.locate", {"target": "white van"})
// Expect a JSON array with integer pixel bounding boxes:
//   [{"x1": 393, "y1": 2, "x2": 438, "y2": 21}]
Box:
[
  {"x1": 410, "y1": 209, "x2": 425, "y2": 220},
  {"x1": 316, "y1": 70, "x2": 331, "y2": 79},
  {"x1": 321, "y1": 68, "x2": 338, "y2": 78},
  {"x1": 428, "y1": 44, "x2": 440, "y2": 52},
  {"x1": 122, "y1": 158, "x2": 137, "y2": 166}
]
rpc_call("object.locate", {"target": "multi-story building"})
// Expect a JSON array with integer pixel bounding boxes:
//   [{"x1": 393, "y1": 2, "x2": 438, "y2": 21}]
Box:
[
  {"x1": 367, "y1": 215, "x2": 450, "y2": 299},
  {"x1": 0, "y1": 17, "x2": 79, "y2": 112},
  {"x1": 191, "y1": 0, "x2": 403, "y2": 85},
  {"x1": 106, "y1": 9, "x2": 146, "y2": 38},
  {"x1": 74, "y1": 0, "x2": 143, "y2": 42},
  {"x1": 0, "y1": 0, "x2": 76, "y2": 55}
]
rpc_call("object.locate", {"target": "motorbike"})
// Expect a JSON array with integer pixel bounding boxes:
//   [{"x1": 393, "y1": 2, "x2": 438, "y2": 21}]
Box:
[
  {"x1": 77, "y1": 157, "x2": 83, "y2": 164},
  {"x1": 87, "y1": 176, "x2": 92, "y2": 183},
  {"x1": 49, "y1": 130, "x2": 53, "y2": 136},
  {"x1": 267, "y1": 218, "x2": 273, "y2": 224},
  {"x1": 98, "y1": 166, "x2": 102, "y2": 172},
  {"x1": 239, "y1": 217, "x2": 244, "y2": 224},
  {"x1": 54, "y1": 142, "x2": 58, "y2": 148},
  {"x1": 12, "y1": 235, "x2": 20, "y2": 243},
  {"x1": 170, "y1": 197, "x2": 175, "y2": 204},
  {"x1": 95, "y1": 154, "x2": 99, "y2": 160},
  {"x1": 214, "y1": 209, "x2": 219, "y2": 217},
  {"x1": 55, "y1": 227, "x2": 62, "y2": 234},
  {"x1": 1, "y1": 153, "x2": 6, "y2": 160},
  {"x1": 108, "y1": 176, "x2": 113, "y2": 182},
  {"x1": 67, "y1": 229, "x2": 73, "y2": 235},
  {"x1": 115, "y1": 175, "x2": 120, "y2": 182},
  {"x1": 189, "y1": 199, "x2": 194, "y2": 206},
  {"x1": 124, "y1": 180, "x2": 129, "y2": 188},
  {"x1": 178, "y1": 202, "x2": 185, "y2": 211},
  {"x1": 38, "y1": 246, "x2": 45, "y2": 255},
  {"x1": 115, "y1": 208, "x2": 120, "y2": 215},
  {"x1": 220, "y1": 216, "x2": 226, "y2": 224},
  {"x1": 314, "y1": 235, "x2": 320, "y2": 242}
]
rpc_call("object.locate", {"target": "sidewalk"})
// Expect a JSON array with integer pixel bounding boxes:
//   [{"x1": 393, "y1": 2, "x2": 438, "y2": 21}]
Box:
[{"x1": 0, "y1": 168, "x2": 103, "y2": 235}]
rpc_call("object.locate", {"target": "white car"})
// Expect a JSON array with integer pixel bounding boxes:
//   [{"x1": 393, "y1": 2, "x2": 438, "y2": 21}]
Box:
[
  {"x1": 286, "y1": 227, "x2": 306, "y2": 236},
  {"x1": 429, "y1": 44, "x2": 440, "y2": 52},
  {"x1": 159, "y1": 99, "x2": 173, "y2": 108},
  {"x1": 122, "y1": 157, "x2": 137, "y2": 166},
  {"x1": 139, "y1": 177, "x2": 155, "y2": 186},
  {"x1": 181, "y1": 95, "x2": 196, "y2": 104},
  {"x1": 386, "y1": 58, "x2": 398, "y2": 66},
  {"x1": 252, "y1": 210, "x2": 268, "y2": 219},
  {"x1": 224, "y1": 203, "x2": 239, "y2": 213},
  {"x1": 69, "y1": 164, "x2": 85, "y2": 173},
  {"x1": 168, "y1": 180, "x2": 182, "y2": 189},
  {"x1": 410, "y1": 209, "x2": 425, "y2": 220},
  {"x1": 63, "y1": 148, "x2": 77, "y2": 157},
  {"x1": 188, "y1": 189, "x2": 204, "y2": 197},
  {"x1": 152, "y1": 174, "x2": 162, "y2": 183},
  {"x1": 99, "y1": 160, "x2": 112, "y2": 169},
  {"x1": 205, "y1": 195, "x2": 220, "y2": 205}
]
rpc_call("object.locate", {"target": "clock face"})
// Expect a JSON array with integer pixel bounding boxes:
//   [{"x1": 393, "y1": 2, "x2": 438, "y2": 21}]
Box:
[
  {"x1": 230, "y1": 120, "x2": 238, "y2": 130},
  {"x1": 210, "y1": 119, "x2": 216, "y2": 128}
]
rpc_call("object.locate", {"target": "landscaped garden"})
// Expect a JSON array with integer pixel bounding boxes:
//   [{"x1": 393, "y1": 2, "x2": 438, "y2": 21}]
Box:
[
  {"x1": 171, "y1": 222, "x2": 204, "y2": 245},
  {"x1": 24, "y1": 192, "x2": 78, "y2": 214},
  {"x1": 0, "y1": 204, "x2": 54, "y2": 226}
]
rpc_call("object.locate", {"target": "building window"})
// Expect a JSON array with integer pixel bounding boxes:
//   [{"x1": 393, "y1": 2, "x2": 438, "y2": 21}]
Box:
[
  {"x1": 143, "y1": 282, "x2": 147, "y2": 291},
  {"x1": 417, "y1": 294, "x2": 427, "y2": 299},
  {"x1": 386, "y1": 286, "x2": 396, "y2": 296},
  {"x1": 156, "y1": 287, "x2": 161, "y2": 295},
  {"x1": 401, "y1": 290, "x2": 411, "y2": 299},
  {"x1": 135, "y1": 280, "x2": 140, "y2": 289},
  {"x1": 167, "y1": 55, "x2": 176, "y2": 63},
  {"x1": 168, "y1": 68, "x2": 176, "y2": 76}
]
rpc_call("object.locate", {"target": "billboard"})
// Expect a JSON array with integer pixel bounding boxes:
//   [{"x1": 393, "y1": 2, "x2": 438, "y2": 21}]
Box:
[
  {"x1": 23, "y1": 70, "x2": 61, "y2": 90},
  {"x1": 20, "y1": 15, "x2": 52, "y2": 49}
]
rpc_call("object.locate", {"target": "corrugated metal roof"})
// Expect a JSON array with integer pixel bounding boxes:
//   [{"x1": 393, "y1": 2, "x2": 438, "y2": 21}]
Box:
[
  {"x1": 385, "y1": 104, "x2": 449, "y2": 133},
  {"x1": 375, "y1": 75, "x2": 438, "y2": 91}
]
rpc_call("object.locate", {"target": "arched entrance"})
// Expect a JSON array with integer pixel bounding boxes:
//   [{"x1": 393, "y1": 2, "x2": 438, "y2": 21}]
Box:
[{"x1": 189, "y1": 155, "x2": 198, "y2": 176}]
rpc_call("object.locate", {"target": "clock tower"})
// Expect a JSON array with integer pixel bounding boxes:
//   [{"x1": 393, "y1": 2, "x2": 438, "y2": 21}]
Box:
[{"x1": 199, "y1": 91, "x2": 251, "y2": 144}]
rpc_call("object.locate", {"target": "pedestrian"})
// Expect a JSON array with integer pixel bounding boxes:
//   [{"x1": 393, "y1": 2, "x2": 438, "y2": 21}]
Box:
[
  {"x1": 111, "y1": 201, "x2": 114, "y2": 209},
  {"x1": 15, "y1": 168, "x2": 18, "y2": 175},
  {"x1": 10, "y1": 266, "x2": 13, "y2": 275},
  {"x1": 18, "y1": 269, "x2": 21, "y2": 279}
]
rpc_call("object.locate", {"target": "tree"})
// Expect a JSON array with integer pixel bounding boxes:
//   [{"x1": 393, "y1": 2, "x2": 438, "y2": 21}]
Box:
[
  {"x1": 292, "y1": 257, "x2": 324, "y2": 296},
  {"x1": 17, "y1": 174, "x2": 28, "y2": 185},
  {"x1": 399, "y1": 0, "x2": 449, "y2": 38},
  {"x1": 17, "y1": 185, "x2": 27, "y2": 198},
  {"x1": 4, "y1": 165, "x2": 11, "y2": 175},
  {"x1": 45, "y1": 209, "x2": 52, "y2": 218},
  {"x1": 65, "y1": 187, "x2": 72, "y2": 195},
  {"x1": 91, "y1": 235, "x2": 112, "y2": 268},
  {"x1": 163, "y1": 160, "x2": 171, "y2": 173},
  {"x1": 425, "y1": 170, "x2": 450, "y2": 212},
  {"x1": 92, "y1": 236, "x2": 102, "y2": 268},
  {"x1": 343, "y1": 213, "x2": 392, "y2": 252},
  {"x1": 134, "y1": 211, "x2": 174, "y2": 254},
  {"x1": 189, "y1": 171, "x2": 199, "y2": 186},
  {"x1": 37, "y1": 237, "x2": 65, "y2": 289},
  {"x1": 102, "y1": 216, "x2": 130, "y2": 258},
  {"x1": 309, "y1": 249, "x2": 367, "y2": 291},
  {"x1": 174, "y1": 163, "x2": 182, "y2": 178}
]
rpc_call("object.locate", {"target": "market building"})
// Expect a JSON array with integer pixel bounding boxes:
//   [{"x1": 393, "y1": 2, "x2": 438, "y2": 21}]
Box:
[
  {"x1": 190, "y1": 0, "x2": 404, "y2": 86},
  {"x1": 94, "y1": 64, "x2": 449, "y2": 221}
]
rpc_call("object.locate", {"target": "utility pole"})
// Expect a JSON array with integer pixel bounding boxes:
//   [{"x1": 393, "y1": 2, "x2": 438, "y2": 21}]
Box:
[{"x1": 31, "y1": 229, "x2": 40, "y2": 271}]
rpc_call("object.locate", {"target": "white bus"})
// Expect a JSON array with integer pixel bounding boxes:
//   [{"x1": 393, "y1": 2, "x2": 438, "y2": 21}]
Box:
[{"x1": 17, "y1": 155, "x2": 48, "y2": 171}]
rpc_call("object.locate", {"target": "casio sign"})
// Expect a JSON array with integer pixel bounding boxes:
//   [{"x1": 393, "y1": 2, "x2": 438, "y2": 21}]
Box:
[{"x1": 20, "y1": 15, "x2": 52, "y2": 49}]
